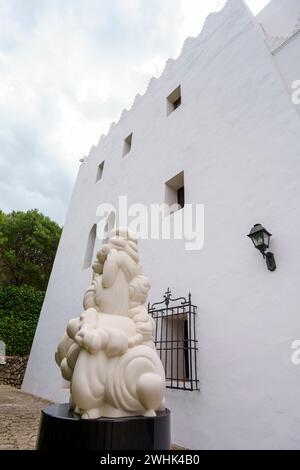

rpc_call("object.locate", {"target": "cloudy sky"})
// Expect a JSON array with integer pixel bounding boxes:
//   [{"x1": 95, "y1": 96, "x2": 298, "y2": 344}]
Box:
[{"x1": 0, "y1": 0, "x2": 270, "y2": 225}]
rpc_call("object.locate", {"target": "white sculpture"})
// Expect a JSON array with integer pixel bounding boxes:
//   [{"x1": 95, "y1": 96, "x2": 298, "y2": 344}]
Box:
[{"x1": 55, "y1": 228, "x2": 166, "y2": 419}]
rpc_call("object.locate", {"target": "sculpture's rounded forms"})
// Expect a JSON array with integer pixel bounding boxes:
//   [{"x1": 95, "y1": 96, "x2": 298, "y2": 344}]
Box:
[{"x1": 56, "y1": 228, "x2": 166, "y2": 419}]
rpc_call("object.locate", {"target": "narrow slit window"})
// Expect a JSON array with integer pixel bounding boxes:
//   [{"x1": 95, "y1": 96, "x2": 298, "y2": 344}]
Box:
[
  {"x1": 83, "y1": 224, "x2": 97, "y2": 269},
  {"x1": 167, "y1": 85, "x2": 181, "y2": 115},
  {"x1": 123, "y1": 132, "x2": 133, "y2": 157},
  {"x1": 96, "y1": 161, "x2": 104, "y2": 182}
]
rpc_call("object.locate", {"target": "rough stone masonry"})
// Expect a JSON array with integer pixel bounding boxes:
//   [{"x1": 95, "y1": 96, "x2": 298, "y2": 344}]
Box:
[{"x1": 0, "y1": 356, "x2": 28, "y2": 388}]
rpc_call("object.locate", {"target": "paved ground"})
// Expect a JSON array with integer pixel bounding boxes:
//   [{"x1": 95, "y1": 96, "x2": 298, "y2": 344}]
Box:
[
  {"x1": 0, "y1": 385, "x2": 51, "y2": 450},
  {"x1": 0, "y1": 385, "x2": 183, "y2": 450}
]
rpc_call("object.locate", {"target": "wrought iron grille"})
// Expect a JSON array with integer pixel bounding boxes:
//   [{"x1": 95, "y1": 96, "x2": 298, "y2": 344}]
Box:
[{"x1": 148, "y1": 288, "x2": 199, "y2": 391}]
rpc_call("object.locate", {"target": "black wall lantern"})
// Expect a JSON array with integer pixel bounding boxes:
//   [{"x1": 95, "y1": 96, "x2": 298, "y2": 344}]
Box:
[{"x1": 247, "y1": 224, "x2": 276, "y2": 271}]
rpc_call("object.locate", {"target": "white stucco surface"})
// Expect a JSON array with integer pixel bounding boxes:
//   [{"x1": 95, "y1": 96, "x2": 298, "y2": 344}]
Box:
[
  {"x1": 272, "y1": 34, "x2": 300, "y2": 116},
  {"x1": 23, "y1": 0, "x2": 300, "y2": 449},
  {"x1": 257, "y1": 0, "x2": 300, "y2": 37}
]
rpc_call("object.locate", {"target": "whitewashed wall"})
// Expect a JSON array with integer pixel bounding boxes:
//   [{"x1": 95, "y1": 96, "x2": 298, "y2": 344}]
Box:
[
  {"x1": 23, "y1": 0, "x2": 300, "y2": 449},
  {"x1": 256, "y1": 0, "x2": 300, "y2": 37},
  {"x1": 256, "y1": 0, "x2": 300, "y2": 117},
  {"x1": 273, "y1": 35, "x2": 300, "y2": 116}
]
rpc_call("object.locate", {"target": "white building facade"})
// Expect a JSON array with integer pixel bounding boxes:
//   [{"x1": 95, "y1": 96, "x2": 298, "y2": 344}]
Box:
[{"x1": 23, "y1": 0, "x2": 300, "y2": 450}]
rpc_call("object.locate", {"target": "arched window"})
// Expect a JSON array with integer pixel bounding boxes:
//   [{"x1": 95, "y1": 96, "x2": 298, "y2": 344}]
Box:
[
  {"x1": 83, "y1": 224, "x2": 97, "y2": 269},
  {"x1": 83, "y1": 212, "x2": 116, "y2": 270},
  {"x1": 101, "y1": 211, "x2": 116, "y2": 244}
]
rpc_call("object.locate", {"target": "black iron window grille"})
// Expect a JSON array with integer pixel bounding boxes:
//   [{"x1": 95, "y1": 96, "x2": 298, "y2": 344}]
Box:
[{"x1": 148, "y1": 288, "x2": 199, "y2": 391}]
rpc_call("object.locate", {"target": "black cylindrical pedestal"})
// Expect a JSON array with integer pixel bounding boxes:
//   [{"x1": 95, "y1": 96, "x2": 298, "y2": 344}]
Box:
[{"x1": 36, "y1": 404, "x2": 171, "y2": 450}]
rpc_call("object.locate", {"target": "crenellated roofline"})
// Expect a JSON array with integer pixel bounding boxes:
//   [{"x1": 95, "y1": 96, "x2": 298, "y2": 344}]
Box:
[{"x1": 84, "y1": 0, "x2": 242, "y2": 160}]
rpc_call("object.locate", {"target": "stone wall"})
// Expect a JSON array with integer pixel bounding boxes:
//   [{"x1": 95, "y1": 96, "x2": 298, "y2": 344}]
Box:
[{"x1": 0, "y1": 356, "x2": 28, "y2": 388}]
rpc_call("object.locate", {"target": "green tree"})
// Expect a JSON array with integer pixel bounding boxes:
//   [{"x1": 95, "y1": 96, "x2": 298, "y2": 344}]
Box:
[
  {"x1": 0, "y1": 285, "x2": 45, "y2": 356},
  {"x1": 0, "y1": 209, "x2": 62, "y2": 290},
  {"x1": 0, "y1": 210, "x2": 6, "y2": 284}
]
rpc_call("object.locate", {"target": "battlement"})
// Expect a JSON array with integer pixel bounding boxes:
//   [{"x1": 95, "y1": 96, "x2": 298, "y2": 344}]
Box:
[
  {"x1": 257, "y1": 0, "x2": 300, "y2": 52},
  {"x1": 85, "y1": 0, "x2": 251, "y2": 160}
]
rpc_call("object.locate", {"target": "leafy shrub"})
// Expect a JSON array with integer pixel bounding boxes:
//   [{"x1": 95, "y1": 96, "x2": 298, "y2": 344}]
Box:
[
  {"x1": 0, "y1": 209, "x2": 62, "y2": 290},
  {"x1": 0, "y1": 285, "x2": 44, "y2": 356}
]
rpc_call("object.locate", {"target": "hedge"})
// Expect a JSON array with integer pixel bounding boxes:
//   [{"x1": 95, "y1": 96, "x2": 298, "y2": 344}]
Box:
[{"x1": 0, "y1": 285, "x2": 44, "y2": 356}]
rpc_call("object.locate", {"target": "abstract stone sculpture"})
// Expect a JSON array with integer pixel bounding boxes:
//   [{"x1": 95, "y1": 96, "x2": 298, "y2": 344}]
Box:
[{"x1": 55, "y1": 228, "x2": 166, "y2": 419}]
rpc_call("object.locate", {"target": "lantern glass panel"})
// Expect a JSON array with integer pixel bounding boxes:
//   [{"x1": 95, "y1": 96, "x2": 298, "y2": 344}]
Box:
[
  {"x1": 263, "y1": 231, "x2": 270, "y2": 248},
  {"x1": 252, "y1": 232, "x2": 264, "y2": 248}
]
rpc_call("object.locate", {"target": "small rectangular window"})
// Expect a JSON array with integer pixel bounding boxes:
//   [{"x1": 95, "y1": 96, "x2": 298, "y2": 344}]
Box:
[
  {"x1": 173, "y1": 96, "x2": 181, "y2": 110},
  {"x1": 96, "y1": 161, "x2": 104, "y2": 182},
  {"x1": 165, "y1": 171, "x2": 185, "y2": 212},
  {"x1": 177, "y1": 186, "x2": 185, "y2": 209},
  {"x1": 123, "y1": 132, "x2": 133, "y2": 157},
  {"x1": 167, "y1": 85, "x2": 181, "y2": 115}
]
